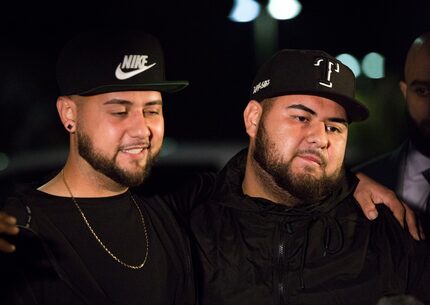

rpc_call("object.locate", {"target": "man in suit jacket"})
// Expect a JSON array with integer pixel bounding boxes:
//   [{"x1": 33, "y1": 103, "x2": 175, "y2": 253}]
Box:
[{"x1": 353, "y1": 31, "x2": 430, "y2": 237}]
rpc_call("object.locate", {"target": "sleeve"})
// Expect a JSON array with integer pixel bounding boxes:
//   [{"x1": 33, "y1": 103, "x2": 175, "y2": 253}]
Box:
[
  {"x1": 0, "y1": 208, "x2": 40, "y2": 305},
  {"x1": 406, "y1": 241, "x2": 430, "y2": 304},
  {"x1": 373, "y1": 206, "x2": 430, "y2": 304},
  {"x1": 1, "y1": 191, "x2": 41, "y2": 303},
  {"x1": 146, "y1": 171, "x2": 217, "y2": 222},
  {"x1": 0, "y1": 251, "x2": 40, "y2": 305},
  {"x1": 2, "y1": 195, "x2": 31, "y2": 227}
]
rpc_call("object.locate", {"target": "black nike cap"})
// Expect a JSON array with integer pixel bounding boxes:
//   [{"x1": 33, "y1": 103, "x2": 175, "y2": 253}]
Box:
[
  {"x1": 250, "y1": 49, "x2": 369, "y2": 122},
  {"x1": 56, "y1": 29, "x2": 189, "y2": 96}
]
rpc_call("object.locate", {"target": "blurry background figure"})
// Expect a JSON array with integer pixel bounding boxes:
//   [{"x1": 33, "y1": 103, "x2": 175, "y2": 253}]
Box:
[{"x1": 353, "y1": 31, "x2": 430, "y2": 238}]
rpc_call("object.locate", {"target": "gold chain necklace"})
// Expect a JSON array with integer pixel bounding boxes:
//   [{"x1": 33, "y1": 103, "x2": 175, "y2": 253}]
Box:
[{"x1": 61, "y1": 169, "x2": 149, "y2": 270}]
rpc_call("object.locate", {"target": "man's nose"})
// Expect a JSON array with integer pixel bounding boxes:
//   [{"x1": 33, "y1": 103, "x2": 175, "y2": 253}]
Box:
[
  {"x1": 306, "y1": 122, "x2": 328, "y2": 149},
  {"x1": 127, "y1": 112, "x2": 151, "y2": 139}
]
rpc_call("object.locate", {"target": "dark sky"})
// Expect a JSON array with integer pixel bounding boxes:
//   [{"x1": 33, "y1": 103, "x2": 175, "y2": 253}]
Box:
[{"x1": 0, "y1": 0, "x2": 429, "y2": 194}]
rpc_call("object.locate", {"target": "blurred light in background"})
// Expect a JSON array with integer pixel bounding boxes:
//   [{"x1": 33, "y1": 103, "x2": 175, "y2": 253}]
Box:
[
  {"x1": 267, "y1": 0, "x2": 302, "y2": 20},
  {"x1": 253, "y1": 7, "x2": 278, "y2": 66},
  {"x1": 229, "y1": 0, "x2": 302, "y2": 22},
  {"x1": 160, "y1": 137, "x2": 179, "y2": 157},
  {"x1": 0, "y1": 152, "x2": 9, "y2": 171},
  {"x1": 362, "y1": 52, "x2": 385, "y2": 79},
  {"x1": 336, "y1": 52, "x2": 385, "y2": 79},
  {"x1": 228, "y1": 0, "x2": 261, "y2": 22},
  {"x1": 337, "y1": 53, "x2": 361, "y2": 77}
]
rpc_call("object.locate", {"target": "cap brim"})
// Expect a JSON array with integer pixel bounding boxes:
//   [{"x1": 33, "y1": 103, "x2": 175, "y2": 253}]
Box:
[
  {"x1": 79, "y1": 81, "x2": 189, "y2": 96},
  {"x1": 308, "y1": 91, "x2": 369, "y2": 122},
  {"x1": 258, "y1": 89, "x2": 369, "y2": 122}
]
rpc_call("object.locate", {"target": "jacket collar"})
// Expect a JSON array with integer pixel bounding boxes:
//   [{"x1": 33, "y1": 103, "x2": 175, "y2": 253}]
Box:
[{"x1": 212, "y1": 148, "x2": 358, "y2": 218}]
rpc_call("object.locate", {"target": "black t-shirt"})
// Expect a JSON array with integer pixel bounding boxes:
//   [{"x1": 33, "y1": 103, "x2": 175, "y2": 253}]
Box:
[
  {"x1": 1, "y1": 185, "x2": 201, "y2": 305},
  {"x1": 1, "y1": 172, "x2": 217, "y2": 305},
  {"x1": 31, "y1": 190, "x2": 174, "y2": 305}
]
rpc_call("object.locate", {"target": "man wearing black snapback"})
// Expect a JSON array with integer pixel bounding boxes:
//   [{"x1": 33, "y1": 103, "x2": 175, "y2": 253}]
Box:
[
  {"x1": 0, "y1": 29, "x2": 424, "y2": 305},
  {"x1": 187, "y1": 49, "x2": 430, "y2": 305},
  {"x1": 0, "y1": 29, "x2": 201, "y2": 305}
]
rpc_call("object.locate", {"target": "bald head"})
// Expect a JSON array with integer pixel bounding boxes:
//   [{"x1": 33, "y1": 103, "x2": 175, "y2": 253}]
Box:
[
  {"x1": 404, "y1": 31, "x2": 430, "y2": 82},
  {"x1": 400, "y1": 31, "x2": 430, "y2": 156}
]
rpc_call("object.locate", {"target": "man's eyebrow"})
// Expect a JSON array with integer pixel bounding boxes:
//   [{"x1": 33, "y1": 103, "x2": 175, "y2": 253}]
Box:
[
  {"x1": 104, "y1": 99, "x2": 132, "y2": 106},
  {"x1": 144, "y1": 100, "x2": 163, "y2": 106},
  {"x1": 287, "y1": 104, "x2": 316, "y2": 115},
  {"x1": 410, "y1": 80, "x2": 430, "y2": 87},
  {"x1": 287, "y1": 103, "x2": 348, "y2": 126},
  {"x1": 103, "y1": 99, "x2": 163, "y2": 106},
  {"x1": 327, "y1": 117, "x2": 348, "y2": 127}
]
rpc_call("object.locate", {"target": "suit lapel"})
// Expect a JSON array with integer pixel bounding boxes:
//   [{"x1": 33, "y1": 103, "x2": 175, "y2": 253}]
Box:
[{"x1": 386, "y1": 141, "x2": 409, "y2": 191}]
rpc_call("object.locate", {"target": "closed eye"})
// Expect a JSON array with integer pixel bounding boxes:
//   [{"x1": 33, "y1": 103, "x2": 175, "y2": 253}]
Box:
[
  {"x1": 292, "y1": 115, "x2": 309, "y2": 123},
  {"x1": 113, "y1": 111, "x2": 128, "y2": 116},
  {"x1": 144, "y1": 110, "x2": 160, "y2": 116},
  {"x1": 144, "y1": 106, "x2": 162, "y2": 116}
]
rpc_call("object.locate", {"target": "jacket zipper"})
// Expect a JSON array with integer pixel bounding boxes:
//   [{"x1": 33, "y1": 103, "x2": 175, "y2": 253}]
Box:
[{"x1": 278, "y1": 230, "x2": 287, "y2": 305}]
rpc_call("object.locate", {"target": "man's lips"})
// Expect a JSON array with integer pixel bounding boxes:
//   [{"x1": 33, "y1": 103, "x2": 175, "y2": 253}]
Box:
[
  {"x1": 119, "y1": 144, "x2": 150, "y2": 155},
  {"x1": 122, "y1": 148, "x2": 145, "y2": 155},
  {"x1": 296, "y1": 153, "x2": 325, "y2": 166}
]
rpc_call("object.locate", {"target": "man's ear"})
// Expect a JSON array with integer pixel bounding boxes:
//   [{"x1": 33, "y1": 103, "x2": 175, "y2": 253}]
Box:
[
  {"x1": 243, "y1": 100, "x2": 262, "y2": 138},
  {"x1": 56, "y1": 96, "x2": 77, "y2": 132},
  {"x1": 399, "y1": 81, "x2": 407, "y2": 100}
]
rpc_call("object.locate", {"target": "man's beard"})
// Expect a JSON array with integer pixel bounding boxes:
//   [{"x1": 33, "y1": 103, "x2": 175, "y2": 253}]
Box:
[
  {"x1": 407, "y1": 111, "x2": 430, "y2": 157},
  {"x1": 253, "y1": 123, "x2": 344, "y2": 204},
  {"x1": 77, "y1": 131, "x2": 159, "y2": 187}
]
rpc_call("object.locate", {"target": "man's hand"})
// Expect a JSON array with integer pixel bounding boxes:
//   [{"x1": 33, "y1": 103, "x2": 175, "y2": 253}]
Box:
[
  {"x1": 354, "y1": 172, "x2": 422, "y2": 241},
  {"x1": 0, "y1": 212, "x2": 19, "y2": 253}
]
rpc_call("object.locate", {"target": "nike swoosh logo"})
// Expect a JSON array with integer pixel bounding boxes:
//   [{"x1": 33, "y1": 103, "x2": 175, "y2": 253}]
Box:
[{"x1": 115, "y1": 63, "x2": 157, "y2": 80}]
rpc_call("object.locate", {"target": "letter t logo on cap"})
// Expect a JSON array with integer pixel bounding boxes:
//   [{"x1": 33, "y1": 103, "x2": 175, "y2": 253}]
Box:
[{"x1": 314, "y1": 57, "x2": 340, "y2": 88}]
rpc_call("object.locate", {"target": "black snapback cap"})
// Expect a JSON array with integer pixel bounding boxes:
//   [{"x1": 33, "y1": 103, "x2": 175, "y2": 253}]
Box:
[
  {"x1": 56, "y1": 29, "x2": 188, "y2": 96},
  {"x1": 250, "y1": 49, "x2": 369, "y2": 122}
]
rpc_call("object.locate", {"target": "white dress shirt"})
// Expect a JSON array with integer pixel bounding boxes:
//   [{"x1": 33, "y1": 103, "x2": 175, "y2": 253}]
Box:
[{"x1": 399, "y1": 143, "x2": 430, "y2": 211}]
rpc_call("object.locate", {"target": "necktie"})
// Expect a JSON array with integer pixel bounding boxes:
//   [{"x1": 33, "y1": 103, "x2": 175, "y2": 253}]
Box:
[{"x1": 424, "y1": 169, "x2": 430, "y2": 208}]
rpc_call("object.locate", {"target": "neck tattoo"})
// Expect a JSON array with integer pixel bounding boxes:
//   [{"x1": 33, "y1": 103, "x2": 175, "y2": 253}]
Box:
[{"x1": 61, "y1": 169, "x2": 149, "y2": 270}]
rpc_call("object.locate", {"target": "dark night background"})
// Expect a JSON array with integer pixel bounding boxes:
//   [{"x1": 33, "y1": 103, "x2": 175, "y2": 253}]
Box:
[{"x1": 0, "y1": 0, "x2": 429, "y2": 201}]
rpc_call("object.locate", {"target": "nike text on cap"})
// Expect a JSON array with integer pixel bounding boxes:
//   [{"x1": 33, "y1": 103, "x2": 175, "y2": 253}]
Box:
[
  {"x1": 56, "y1": 29, "x2": 189, "y2": 96},
  {"x1": 250, "y1": 49, "x2": 369, "y2": 122}
]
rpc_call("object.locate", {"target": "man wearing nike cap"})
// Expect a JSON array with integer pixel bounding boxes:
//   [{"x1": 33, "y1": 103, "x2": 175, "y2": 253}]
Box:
[
  {"x1": 0, "y1": 29, "x2": 423, "y2": 305},
  {"x1": 187, "y1": 49, "x2": 430, "y2": 305},
  {"x1": 0, "y1": 29, "x2": 200, "y2": 305}
]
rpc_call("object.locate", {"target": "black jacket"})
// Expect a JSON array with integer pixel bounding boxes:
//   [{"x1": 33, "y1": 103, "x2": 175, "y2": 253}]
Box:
[{"x1": 189, "y1": 150, "x2": 430, "y2": 305}]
